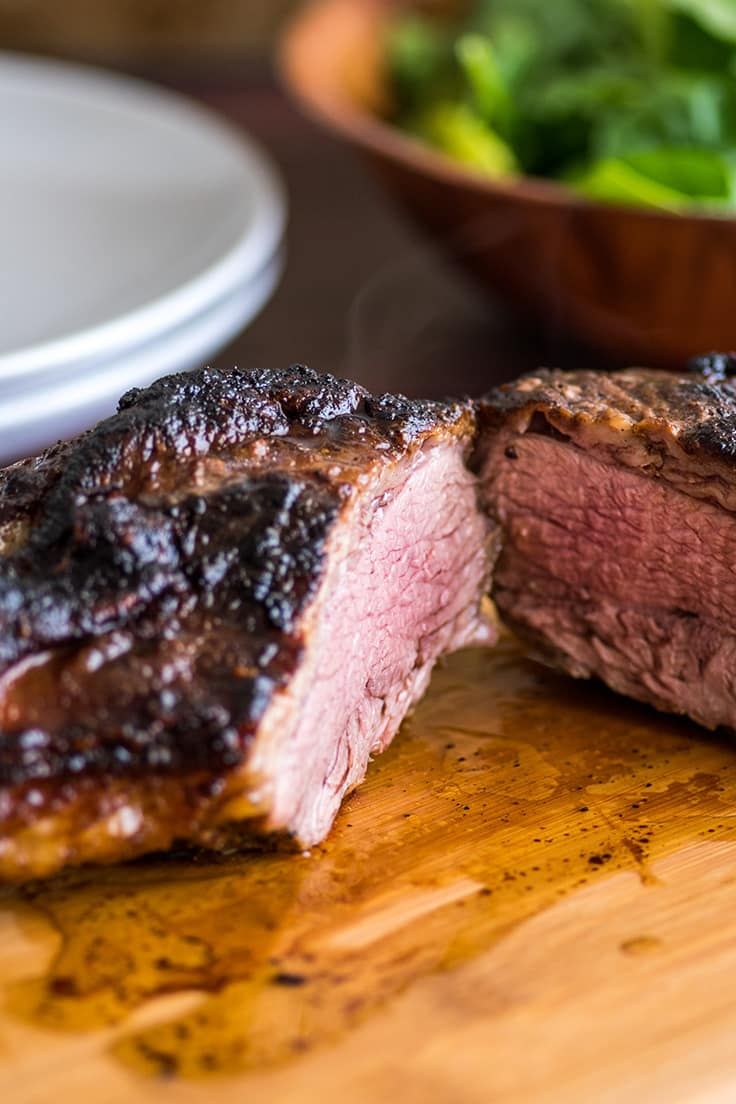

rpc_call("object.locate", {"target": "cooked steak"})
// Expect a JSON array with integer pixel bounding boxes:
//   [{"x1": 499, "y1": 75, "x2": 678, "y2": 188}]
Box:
[
  {"x1": 477, "y1": 356, "x2": 736, "y2": 731},
  {"x1": 0, "y1": 365, "x2": 494, "y2": 880}
]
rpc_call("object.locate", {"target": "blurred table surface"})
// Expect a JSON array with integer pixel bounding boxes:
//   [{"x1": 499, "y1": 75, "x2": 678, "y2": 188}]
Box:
[{"x1": 166, "y1": 68, "x2": 603, "y2": 400}]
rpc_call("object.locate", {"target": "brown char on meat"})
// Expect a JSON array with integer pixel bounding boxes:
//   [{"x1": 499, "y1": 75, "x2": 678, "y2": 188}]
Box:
[
  {"x1": 6, "y1": 353, "x2": 736, "y2": 883},
  {"x1": 0, "y1": 364, "x2": 495, "y2": 880},
  {"x1": 477, "y1": 357, "x2": 736, "y2": 733}
]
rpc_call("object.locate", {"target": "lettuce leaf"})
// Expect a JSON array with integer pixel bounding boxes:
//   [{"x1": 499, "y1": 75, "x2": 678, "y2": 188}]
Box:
[
  {"x1": 413, "y1": 102, "x2": 518, "y2": 176},
  {"x1": 624, "y1": 146, "x2": 736, "y2": 196},
  {"x1": 387, "y1": 18, "x2": 455, "y2": 113},
  {"x1": 388, "y1": 0, "x2": 736, "y2": 211},
  {"x1": 455, "y1": 33, "x2": 513, "y2": 132},
  {"x1": 571, "y1": 147, "x2": 736, "y2": 207},
  {"x1": 665, "y1": 0, "x2": 736, "y2": 42},
  {"x1": 569, "y1": 157, "x2": 689, "y2": 208}
]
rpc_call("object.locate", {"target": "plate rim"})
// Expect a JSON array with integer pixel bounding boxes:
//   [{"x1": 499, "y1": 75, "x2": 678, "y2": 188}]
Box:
[
  {"x1": 0, "y1": 252, "x2": 284, "y2": 456},
  {"x1": 0, "y1": 52, "x2": 287, "y2": 381}
]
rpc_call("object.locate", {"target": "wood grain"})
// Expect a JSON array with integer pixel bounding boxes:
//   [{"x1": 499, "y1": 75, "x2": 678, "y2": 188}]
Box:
[
  {"x1": 1, "y1": 66, "x2": 734, "y2": 1104},
  {"x1": 2, "y1": 640, "x2": 736, "y2": 1102}
]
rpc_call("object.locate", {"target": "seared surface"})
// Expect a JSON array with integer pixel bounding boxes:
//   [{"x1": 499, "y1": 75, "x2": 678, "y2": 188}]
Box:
[
  {"x1": 478, "y1": 362, "x2": 736, "y2": 731},
  {"x1": 479, "y1": 360, "x2": 736, "y2": 481},
  {"x1": 0, "y1": 365, "x2": 491, "y2": 879}
]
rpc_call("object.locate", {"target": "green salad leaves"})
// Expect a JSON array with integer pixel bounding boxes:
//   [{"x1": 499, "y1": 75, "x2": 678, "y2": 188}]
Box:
[{"x1": 387, "y1": 0, "x2": 736, "y2": 209}]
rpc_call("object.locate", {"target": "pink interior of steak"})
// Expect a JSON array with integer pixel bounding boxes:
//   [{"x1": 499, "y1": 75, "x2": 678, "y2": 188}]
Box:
[
  {"x1": 482, "y1": 431, "x2": 736, "y2": 731},
  {"x1": 244, "y1": 440, "x2": 494, "y2": 845}
]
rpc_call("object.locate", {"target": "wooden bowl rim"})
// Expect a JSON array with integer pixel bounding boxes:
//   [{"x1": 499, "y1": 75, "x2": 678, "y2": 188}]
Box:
[{"x1": 279, "y1": 0, "x2": 735, "y2": 228}]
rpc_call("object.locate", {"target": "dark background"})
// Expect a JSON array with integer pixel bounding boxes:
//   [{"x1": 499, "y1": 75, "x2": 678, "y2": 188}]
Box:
[{"x1": 0, "y1": 0, "x2": 572, "y2": 397}]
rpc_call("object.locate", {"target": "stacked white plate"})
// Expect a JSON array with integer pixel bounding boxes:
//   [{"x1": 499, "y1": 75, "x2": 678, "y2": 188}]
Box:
[{"x1": 0, "y1": 54, "x2": 287, "y2": 463}]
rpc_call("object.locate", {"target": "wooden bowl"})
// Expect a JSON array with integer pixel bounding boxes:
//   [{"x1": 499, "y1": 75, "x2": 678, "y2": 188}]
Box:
[{"x1": 280, "y1": 0, "x2": 736, "y2": 367}]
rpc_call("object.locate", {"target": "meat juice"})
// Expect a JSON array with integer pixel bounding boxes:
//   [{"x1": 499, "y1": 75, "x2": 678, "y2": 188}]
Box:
[{"x1": 4, "y1": 635, "x2": 736, "y2": 1078}]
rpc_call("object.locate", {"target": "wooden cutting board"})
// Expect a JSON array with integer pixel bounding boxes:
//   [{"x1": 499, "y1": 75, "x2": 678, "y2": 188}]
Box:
[{"x1": 2, "y1": 636, "x2": 736, "y2": 1104}]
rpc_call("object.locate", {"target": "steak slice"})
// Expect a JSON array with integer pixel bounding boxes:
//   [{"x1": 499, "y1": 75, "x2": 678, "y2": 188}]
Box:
[
  {"x1": 0, "y1": 365, "x2": 494, "y2": 880},
  {"x1": 477, "y1": 359, "x2": 736, "y2": 732}
]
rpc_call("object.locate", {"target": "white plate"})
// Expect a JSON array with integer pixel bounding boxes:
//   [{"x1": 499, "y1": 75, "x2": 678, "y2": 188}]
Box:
[
  {"x1": 0, "y1": 250, "x2": 283, "y2": 464},
  {"x1": 0, "y1": 53, "x2": 286, "y2": 380}
]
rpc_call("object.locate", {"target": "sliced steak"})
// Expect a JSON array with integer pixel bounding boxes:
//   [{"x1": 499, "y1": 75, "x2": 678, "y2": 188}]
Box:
[
  {"x1": 0, "y1": 365, "x2": 494, "y2": 880},
  {"x1": 477, "y1": 359, "x2": 736, "y2": 731}
]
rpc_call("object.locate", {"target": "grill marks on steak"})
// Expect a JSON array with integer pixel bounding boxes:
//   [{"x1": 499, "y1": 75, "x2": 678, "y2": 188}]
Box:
[
  {"x1": 478, "y1": 366, "x2": 736, "y2": 731},
  {"x1": 0, "y1": 365, "x2": 493, "y2": 879}
]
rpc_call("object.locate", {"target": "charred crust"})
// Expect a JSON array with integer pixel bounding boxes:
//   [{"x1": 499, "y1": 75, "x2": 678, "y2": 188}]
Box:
[
  {"x1": 0, "y1": 472, "x2": 337, "y2": 788},
  {"x1": 0, "y1": 474, "x2": 339, "y2": 662},
  {"x1": 479, "y1": 359, "x2": 736, "y2": 467},
  {"x1": 1, "y1": 365, "x2": 473, "y2": 532},
  {"x1": 0, "y1": 364, "x2": 471, "y2": 802}
]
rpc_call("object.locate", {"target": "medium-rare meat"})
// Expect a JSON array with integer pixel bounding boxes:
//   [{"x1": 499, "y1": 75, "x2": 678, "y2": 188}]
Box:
[
  {"x1": 477, "y1": 357, "x2": 736, "y2": 731},
  {"x1": 0, "y1": 365, "x2": 494, "y2": 881}
]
